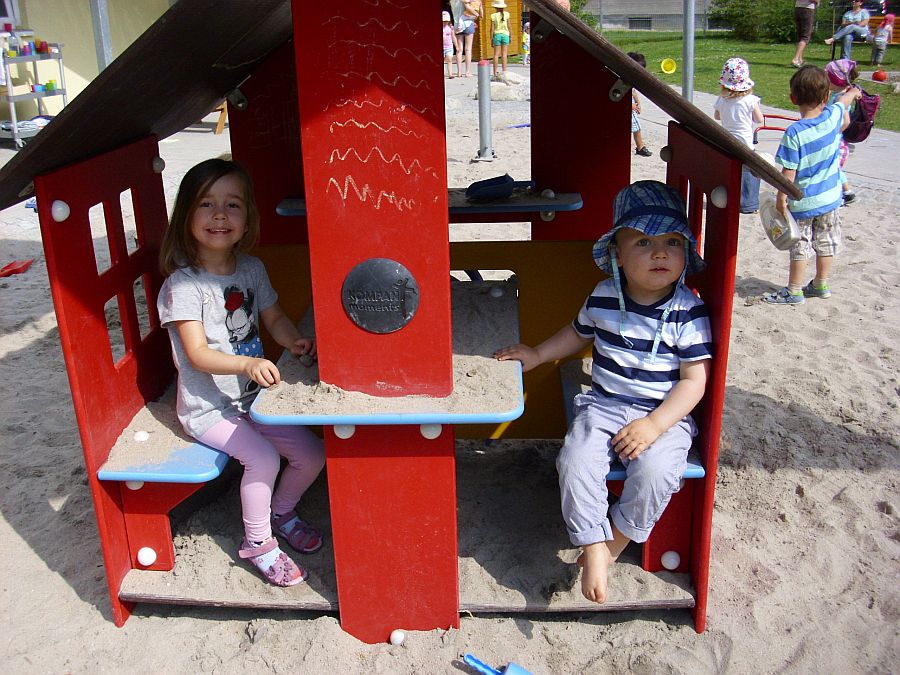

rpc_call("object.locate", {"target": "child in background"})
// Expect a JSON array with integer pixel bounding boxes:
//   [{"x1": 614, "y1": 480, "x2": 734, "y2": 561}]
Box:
[
  {"x1": 490, "y1": 1, "x2": 511, "y2": 80},
  {"x1": 158, "y1": 158, "x2": 325, "y2": 586},
  {"x1": 714, "y1": 58, "x2": 764, "y2": 214},
  {"x1": 459, "y1": 0, "x2": 483, "y2": 78},
  {"x1": 442, "y1": 11, "x2": 459, "y2": 79},
  {"x1": 627, "y1": 52, "x2": 653, "y2": 157},
  {"x1": 764, "y1": 66, "x2": 861, "y2": 305},
  {"x1": 870, "y1": 14, "x2": 894, "y2": 66},
  {"x1": 825, "y1": 59, "x2": 859, "y2": 204},
  {"x1": 495, "y1": 181, "x2": 712, "y2": 604},
  {"x1": 522, "y1": 21, "x2": 531, "y2": 66}
]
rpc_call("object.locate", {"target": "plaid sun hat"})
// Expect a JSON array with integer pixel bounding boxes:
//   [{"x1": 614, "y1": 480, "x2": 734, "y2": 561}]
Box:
[
  {"x1": 825, "y1": 59, "x2": 857, "y2": 87},
  {"x1": 592, "y1": 180, "x2": 705, "y2": 276}
]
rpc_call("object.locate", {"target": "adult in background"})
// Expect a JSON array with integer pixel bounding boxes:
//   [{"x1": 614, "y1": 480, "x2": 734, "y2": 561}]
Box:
[
  {"x1": 792, "y1": 0, "x2": 818, "y2": 68},
  {"x1": 825, "y1": 0, "x2": 871, "y2": 60}
]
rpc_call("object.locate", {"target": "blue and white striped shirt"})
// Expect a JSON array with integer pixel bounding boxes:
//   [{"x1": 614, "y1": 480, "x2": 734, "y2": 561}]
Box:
[
  {"x1": 572, "y1": 279, "x2": 713, "y2": 409},
  {"x1": 776, "y1": 102, "x2": 845, "y2": 219}
]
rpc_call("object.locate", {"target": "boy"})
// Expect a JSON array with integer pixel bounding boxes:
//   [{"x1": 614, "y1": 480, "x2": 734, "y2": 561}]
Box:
[
  {"x1": 764, "y1": 65, "x2": 861, "y2": 305},
  {"x1": 495, "y1": 181, "x2": 712, "y2": 603},
  {"x1": 627, "y1": 52, "x2": 653, "y2": 157}
]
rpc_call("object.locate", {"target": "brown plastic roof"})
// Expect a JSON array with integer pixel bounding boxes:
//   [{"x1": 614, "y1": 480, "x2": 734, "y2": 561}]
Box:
[{"x1": 0, "y1": 0, "x2": 798, "y2": 212}]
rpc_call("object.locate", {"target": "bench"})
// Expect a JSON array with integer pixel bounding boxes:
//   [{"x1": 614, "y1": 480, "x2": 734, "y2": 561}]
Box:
[
  {"x1": 558, "y1": 359, "x2": 705, "y2": 481},
  {"x1": 829, "y1": 15, "x2": 898, "y2": 61}
]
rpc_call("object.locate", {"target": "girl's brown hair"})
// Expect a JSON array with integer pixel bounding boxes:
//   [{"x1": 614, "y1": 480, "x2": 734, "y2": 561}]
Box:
[{"x1": 159, "y1": 158, "x2": 260, "y2": 276}]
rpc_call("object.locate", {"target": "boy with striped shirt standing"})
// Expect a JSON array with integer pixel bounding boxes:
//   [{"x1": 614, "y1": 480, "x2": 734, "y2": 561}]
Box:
[
  {"x1": 495, "y1": 181, "x2": 712, "y2": 604},
  {"x1": 765, "y1": 65, "x2": 861, "y2": 305}
]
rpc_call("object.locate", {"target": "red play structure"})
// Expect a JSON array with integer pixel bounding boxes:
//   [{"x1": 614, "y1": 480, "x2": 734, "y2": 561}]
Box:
[{"x1": 2, "y1": 0, "x2": 799, "y2": 644}]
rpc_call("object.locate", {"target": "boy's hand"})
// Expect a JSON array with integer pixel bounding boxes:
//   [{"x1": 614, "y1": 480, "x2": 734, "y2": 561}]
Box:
[
  {"x1": 244, "y1": 357, "x2": 281, "y2": 387},
  {"x1": 494, "y1": 343, "x2": 541, "y2": 372},
  {"x1": 612, "y1": 416, "x2": 664, "y2": 460},
  {"x1": 289, "y1": 337, "x2": 316, "y2": 359}
]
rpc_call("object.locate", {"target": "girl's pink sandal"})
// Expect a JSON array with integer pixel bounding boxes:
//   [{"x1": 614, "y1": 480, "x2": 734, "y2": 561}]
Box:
[
  {"x1": 239, "y1": 538, "x2": 307, "y2": 586},
  {"x1": 272, "y1": 512, "x2": 324, "y2": 554}
]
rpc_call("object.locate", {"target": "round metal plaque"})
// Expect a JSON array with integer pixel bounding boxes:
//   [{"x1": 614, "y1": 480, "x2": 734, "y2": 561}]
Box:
[{"x1": 341, "y1": 258, "x2": 419, "y2": 334}]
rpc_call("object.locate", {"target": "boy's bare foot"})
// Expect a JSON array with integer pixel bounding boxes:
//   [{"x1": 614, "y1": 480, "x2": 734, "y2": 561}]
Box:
[
  {"x1": 824, "y1": 37, "x2": 834, "y2": 45},
  {"x1": 577, "y1": 542, "x2": 613, "y2": 603}
]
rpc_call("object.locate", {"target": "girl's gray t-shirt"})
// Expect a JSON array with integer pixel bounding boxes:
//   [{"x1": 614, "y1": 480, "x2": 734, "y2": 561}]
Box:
[{"x1": 157, "y1": 254, "x2": 278, "y2": 438}]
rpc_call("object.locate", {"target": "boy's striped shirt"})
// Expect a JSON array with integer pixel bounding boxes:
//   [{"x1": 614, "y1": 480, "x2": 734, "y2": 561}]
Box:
[
  {"x1": 776, "y1": 102, "x2": 845, "y2": 219},
  {"x1": 572, "y1": 279, "x2": 713, "y2": 409}
]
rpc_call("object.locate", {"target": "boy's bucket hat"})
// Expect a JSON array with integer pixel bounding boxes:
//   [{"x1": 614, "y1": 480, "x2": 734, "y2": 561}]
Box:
[
  {"x1": 592, "y1": 180, "x2": 705, "y2": 276},
  {"x1": 442, "y1": 10, "x2": 451, "y2": 21},
  {"x1": 719, "y1": 57, "x2": 754, "y2": 92}
]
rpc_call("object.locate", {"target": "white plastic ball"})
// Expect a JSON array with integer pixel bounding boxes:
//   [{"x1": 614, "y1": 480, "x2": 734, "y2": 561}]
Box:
[
  {"x1": 661, "y1": 550, "x2": 681, "y2": 570},
  {"x1": 50, "y1": 199, "x2": 70, "y2": 222},
  {"x1": 334, "y1": 424, "x2": 355, "y2": 439},
  {"x1": 540, "y1": 188, "x2": 556, "y2": 200},
  {"x1": 125, "y1": 480, "x2": 144, "y2": 491},
  {"x1": 133, "y1": 430, "x2": 150, "y2": 442},
  {"x1": 389, "y1": 629, "x2": 406, "y2": 646},
  {"x1": 709, "y1": 185, "x2": 728, "y2": 209},
  {"x1": 137, "y1": 546, "x2": 157, "y2": 566},
  {"x1": 420, "y1": 424, "x2": 442, "y2": 440},
  {"x1": 489, "y1": 286, "x2": 504, "y2": 298},
  {"x1": 151, "y1": 156, "x2": 166, "y2": 173}
]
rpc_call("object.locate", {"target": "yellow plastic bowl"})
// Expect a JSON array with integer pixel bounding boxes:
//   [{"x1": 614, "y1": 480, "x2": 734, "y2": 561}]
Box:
[{"x1": 661, "y1": 58, "x2": 677, "y2": 75}]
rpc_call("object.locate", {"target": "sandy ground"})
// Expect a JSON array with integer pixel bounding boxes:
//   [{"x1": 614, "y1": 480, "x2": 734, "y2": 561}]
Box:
[{"x1": 1, "y1": 64, "x2": 898, "y2": 673}]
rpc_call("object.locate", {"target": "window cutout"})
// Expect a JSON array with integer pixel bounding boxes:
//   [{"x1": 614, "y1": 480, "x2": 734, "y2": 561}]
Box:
[
  {"x1": 121, "y1": 189, "x2": 140, "y2": 256},
  {"x1": 451, "y1": 269, "x2": 517, "y2": 285},
  {"x1": 89, "y1": 202, "x2": 112, "y2": 275},
  {"x1": 132, "y1": 276, "x2": 153, "y2": 341},
  {"x1": 104, "y1": 296, "x2": 126, "y2": 365}
]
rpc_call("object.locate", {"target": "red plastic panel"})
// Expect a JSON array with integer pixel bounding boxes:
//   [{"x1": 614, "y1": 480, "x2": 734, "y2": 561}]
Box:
[
  {"x1": 325, "y1": 425, "x2": 459, "y2": 644},
  {"x1": 34, "y1": 136, "x2": 174, "y2": 626},
  {"x1": 120, "y1": 482, "x2": 204, "y2": 570},
  {"x1": 292, "y1": 0, "x2": 452, "y2": 396},
  {"x1": 530, "y1": 15, "x2": 630, "y2": 242},
  {"x1": 665, "y1": 122, "x2": 742, "y2": 633},
  {"x1": 228, "y1": 41, "x2": 308, "y2": 247}
]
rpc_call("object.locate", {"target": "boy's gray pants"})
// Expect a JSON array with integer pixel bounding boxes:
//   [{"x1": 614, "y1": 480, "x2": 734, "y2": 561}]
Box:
[{"x1": 556, "y1": 392, "x2": 696, "y2": 547}]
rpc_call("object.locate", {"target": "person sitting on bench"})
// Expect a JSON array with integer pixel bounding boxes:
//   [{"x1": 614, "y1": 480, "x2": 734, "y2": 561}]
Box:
[
  {"x1": 825, "y1": 0, "x2": 871, "y2": 60},
  {"x1": 494, "y1": 181, "x2": 712, "y2": 604}
]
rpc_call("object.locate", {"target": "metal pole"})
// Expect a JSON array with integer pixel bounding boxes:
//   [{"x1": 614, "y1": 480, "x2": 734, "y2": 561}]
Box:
[
  {"x1": 682, "y1": 0, "x2": 695, "y2": 103},
  {"x1": 475, "y1": 59, "x2": 495, "y2": 161},
  {"x1": 89, "y1": 0, "x2": 113, "y2": 71}
]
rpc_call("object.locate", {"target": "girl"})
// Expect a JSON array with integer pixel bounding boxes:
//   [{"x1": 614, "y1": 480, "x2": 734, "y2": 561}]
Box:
[
  {"x1": 871, "y1": 14, "x2": 894, "y2": 67},
  {"x1": 442, "y1": 11, "x2": 458, "y2": 79},
  {"x1": 490, "y1": 1, "x2": 510, "y2": 80},
  {"x1": 459, "y1": 0, "x2": 483, "y2": 77},
  {"x1": 158, "y1": 158, "x2": 325, "y2": 587},
  {"x1": 714, "y1": 57, "x2": 764, "y2": 214},
  {"x1": 825, "y1": 59, "x2": 860, "y2": 204}
]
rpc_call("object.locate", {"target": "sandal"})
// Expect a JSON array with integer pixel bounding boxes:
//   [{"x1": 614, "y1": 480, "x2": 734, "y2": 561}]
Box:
[
  {"x1": 272, "y1": 512, "x2": 324, "y2": 554},
  {"x1": 239, "y1": 538, "x2": 307, "y2": 586}
]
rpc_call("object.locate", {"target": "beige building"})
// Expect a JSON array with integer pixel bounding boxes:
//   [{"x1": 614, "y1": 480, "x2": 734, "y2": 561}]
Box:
[{"x1": 2, "y1": 0, "x2": 169, "y2": 120}]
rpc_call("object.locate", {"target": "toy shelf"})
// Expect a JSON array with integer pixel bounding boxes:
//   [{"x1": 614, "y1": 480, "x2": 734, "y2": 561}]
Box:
[
  {"x1": 251, "y1": 278, "x2": 524, "y2": 426},
  {"x1": 0, "y1": 40, "x2": 67, "y2": 148}
]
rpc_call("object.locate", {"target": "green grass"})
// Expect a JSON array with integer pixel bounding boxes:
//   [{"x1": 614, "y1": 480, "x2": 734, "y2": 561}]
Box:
[{"x1": 598, "y1": 31, "x2": 899, "y2": 132}]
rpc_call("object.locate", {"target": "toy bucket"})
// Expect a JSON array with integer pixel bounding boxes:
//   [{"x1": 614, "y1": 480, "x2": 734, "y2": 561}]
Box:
[
  {"x1": 661, "y1": 58, "x2": 677, "y2": 74},
  {"x1": 759, "y1": 192, "x2": 800, "y2": 251}
]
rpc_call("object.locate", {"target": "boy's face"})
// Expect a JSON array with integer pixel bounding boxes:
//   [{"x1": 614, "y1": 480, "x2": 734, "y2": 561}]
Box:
[{"x1": 614, "y1": 228, "x2": 686, "y2": 303}]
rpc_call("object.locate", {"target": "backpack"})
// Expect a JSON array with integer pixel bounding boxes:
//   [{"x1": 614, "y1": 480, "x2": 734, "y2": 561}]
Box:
[{"x1": 843, "y1": 89, "x2": 881, "y2": 144}]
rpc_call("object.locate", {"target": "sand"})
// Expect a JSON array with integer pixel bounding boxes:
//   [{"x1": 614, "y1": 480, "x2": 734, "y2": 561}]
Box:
[{"x1": 1, "y1": 66, "x2": 898, "y2": 672}]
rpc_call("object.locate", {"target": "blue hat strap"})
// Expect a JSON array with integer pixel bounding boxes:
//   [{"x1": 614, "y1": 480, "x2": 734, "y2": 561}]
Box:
[
  {"x1": 610, "y1": 247, "x2": 634, "y2": 349},
  {"x1": 648, "y1": 246, "x2": 689, "y2": 362}
]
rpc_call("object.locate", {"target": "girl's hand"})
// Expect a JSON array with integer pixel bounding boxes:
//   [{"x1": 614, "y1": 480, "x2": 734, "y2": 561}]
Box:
[
  {"x1": 494, "y1": 343, "x2": 541, "y2": 372},
  {"x1": 244, "y1": 357, "x2": 281, "y2": 387},
  {"x1": 612, "y1": 416, "x2": 664, "y2": 460},
  {"x1": 289, "y1": 337, "x2": 316, "y2": 359}
]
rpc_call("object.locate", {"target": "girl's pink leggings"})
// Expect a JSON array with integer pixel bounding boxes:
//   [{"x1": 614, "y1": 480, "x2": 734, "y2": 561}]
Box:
[{"x1": 199, "y1": 415, "x2": 325, "y2": 543}]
